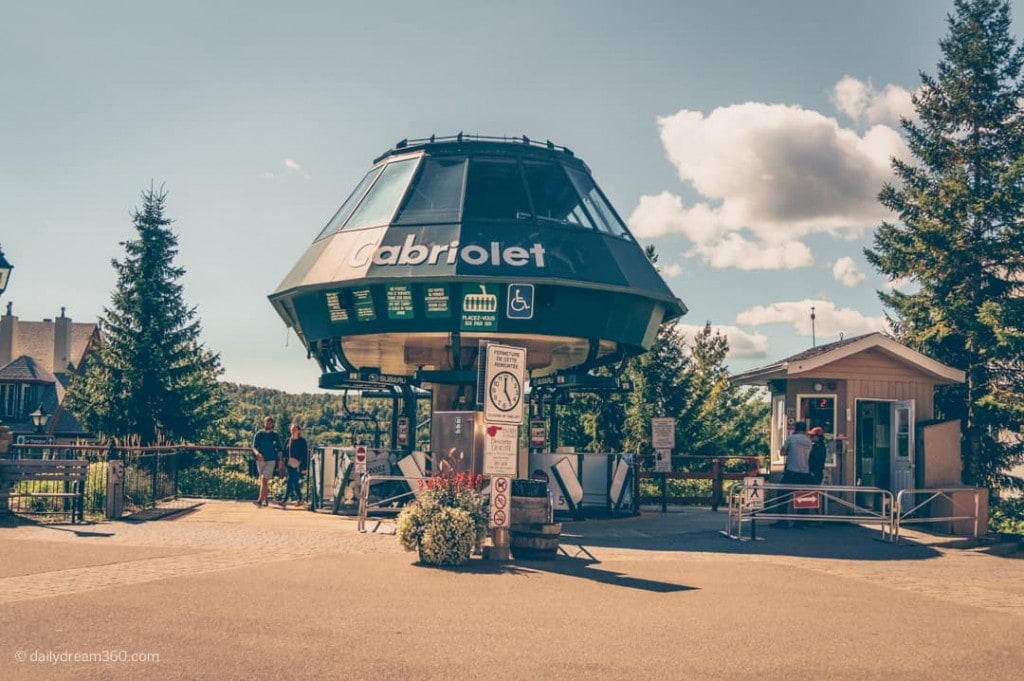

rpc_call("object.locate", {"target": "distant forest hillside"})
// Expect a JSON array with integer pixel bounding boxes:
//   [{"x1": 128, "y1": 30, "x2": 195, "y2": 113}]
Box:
[{"x1": 217, "y1": 382, "x2": 428, "y2": 450}]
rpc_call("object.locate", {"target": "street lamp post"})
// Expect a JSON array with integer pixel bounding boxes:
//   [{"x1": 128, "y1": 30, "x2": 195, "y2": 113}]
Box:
[
  {"x1": 0, "y1": 244, "x2": 12, "y2": 296},
  {"x1": 30, "y1": 404, "x2": 50, "y2": 435}
]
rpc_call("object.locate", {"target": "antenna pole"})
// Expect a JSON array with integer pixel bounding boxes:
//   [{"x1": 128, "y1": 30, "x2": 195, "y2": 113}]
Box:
[{"x1": 811, "y1": 306, "x2": 817, "y2": 347}]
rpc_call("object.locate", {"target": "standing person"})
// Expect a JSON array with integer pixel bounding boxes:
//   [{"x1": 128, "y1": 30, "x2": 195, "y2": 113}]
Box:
[
  {"x1": 808, "y1": 427, "x2": 827, "y2": 485},
  {"x1": 279, "y1": 423, "x2": 309, "y2": 508},
  {"x1": 773, "y1": 421, "x2": 812, "y2": 528},
  {"x1": 252, "y1": 416, "x2": 282, "y2": 507}
]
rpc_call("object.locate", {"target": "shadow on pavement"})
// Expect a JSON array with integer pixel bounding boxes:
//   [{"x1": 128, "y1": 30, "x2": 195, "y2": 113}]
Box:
[
  {"x1": 560, "y1": 513, "x2": 943, "y2": 561},
  {"x1": 516, "y1": 554, "x2": 698, "y2": 593},
  {"x1": 413, "y1": 553, "x2": 698, "y2": 593},
  {"x1": 0, "y1": 513, "x2": 116, "y2": 538}
]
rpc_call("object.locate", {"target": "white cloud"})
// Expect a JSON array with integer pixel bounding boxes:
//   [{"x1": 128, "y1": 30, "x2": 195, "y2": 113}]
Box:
[
  {"x1": 629, "y1": 96, "x2": 908, "y2": 270},
  {"x1": 284, "y1": 159, "x2": 311, "y2": 180},
  {"x1": 832, "y1": 256, "x2": 865, "y2": 287},
  {"x1": 832, "y1": 76, "x2": 916, "y2": 126},
  {"x1": 660, "y1": 261, "x2": 683, "y2": 277},
  {"x1": 883, "y1": 275, "x2": 915, "y2": 292},
  {"x1": 735, "y1": 299, "x2": 888, "y2": 339},
  {"x1": 675, "y1": 323, "x2": 770, "y2": 360}
]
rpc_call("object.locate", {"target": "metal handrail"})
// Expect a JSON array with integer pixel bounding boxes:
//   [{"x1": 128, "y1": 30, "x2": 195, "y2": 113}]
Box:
[
  {"x1": 724, "y1": 483, "x2": 895, "y2": 541},
  {"x1": 893, "y1": 487, "x2": 982, "y2": 544},
  {"x1": 357, "y1": 474, "x2": 431, "y2": 532}
]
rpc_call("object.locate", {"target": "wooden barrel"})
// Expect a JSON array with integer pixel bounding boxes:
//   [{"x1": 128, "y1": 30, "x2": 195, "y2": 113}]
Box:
[
  {"x1": 511, "y1": 478, "x2": 551, "y2": 525},
  {"x1": 510, "y1": 522, "x2": 561, "y2": 560}
]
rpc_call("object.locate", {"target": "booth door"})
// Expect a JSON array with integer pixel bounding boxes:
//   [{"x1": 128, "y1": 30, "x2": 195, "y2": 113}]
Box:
[{"x1": 890, "y1": 400, "x2": 915, "y2": 497}]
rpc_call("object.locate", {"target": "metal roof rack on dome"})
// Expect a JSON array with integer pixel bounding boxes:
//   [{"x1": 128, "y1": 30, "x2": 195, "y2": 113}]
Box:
[{"x1": 375, "y1": 133, "x2": 574, "y2": 163}]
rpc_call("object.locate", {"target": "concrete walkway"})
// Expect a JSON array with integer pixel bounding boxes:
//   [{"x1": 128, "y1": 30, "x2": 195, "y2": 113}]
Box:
[{"x1": 0, "y1": 501, "x2": 1021, "y2": 680}]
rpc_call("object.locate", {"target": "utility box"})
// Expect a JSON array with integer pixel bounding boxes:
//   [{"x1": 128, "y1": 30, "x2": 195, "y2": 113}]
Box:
[{"x1": 431, "y1": 412, "x2": 484, "y2": 477}]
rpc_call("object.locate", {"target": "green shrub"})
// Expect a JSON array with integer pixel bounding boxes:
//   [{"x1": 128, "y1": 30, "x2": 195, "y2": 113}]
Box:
[
  {"x1": 990, "y1": 497, "x2": 1024, "y2": 536},
  {"x1": 396, "y1": 473, "x2": 487, "y2": 566}
]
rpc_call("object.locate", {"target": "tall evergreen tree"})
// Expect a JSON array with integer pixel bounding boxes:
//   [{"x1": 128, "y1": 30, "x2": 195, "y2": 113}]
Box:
[
  {"x1": 67, "y1": 186, "x2": 226, "y2": 445},
  {"x1": 866, "y1": 0, "x2": 1024, "y2": 488}
]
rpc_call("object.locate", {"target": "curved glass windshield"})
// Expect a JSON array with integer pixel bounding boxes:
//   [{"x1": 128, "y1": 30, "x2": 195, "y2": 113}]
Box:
[
  {"x1": 344, "y1": 158, "x2": 419, "y2": 231},
  {"x1": 463, "y1": 159, "x2": 531, "y2": 221},
  {"x1": 394, "y1": 157, "x2": 466, "y2": 224},
  {"x1": 566, "y1": 166, "x2": 632, "y2": 238},
  {"x1": 315, "y1": 167, "x2": 381, "y2": 240},
  {"x1": 523, "y1": 161, "x2": 593, "y2": 229}
]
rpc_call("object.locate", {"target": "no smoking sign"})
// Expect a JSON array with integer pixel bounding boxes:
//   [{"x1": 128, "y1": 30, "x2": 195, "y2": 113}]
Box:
[{"x1": 490, "y1": 475, "x2": 511, "y2": 528}]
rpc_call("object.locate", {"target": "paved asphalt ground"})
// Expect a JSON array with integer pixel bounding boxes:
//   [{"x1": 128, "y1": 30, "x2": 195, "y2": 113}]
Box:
[{"x1": 0, "y1": 501, "x2": 1021, "y2": 681}]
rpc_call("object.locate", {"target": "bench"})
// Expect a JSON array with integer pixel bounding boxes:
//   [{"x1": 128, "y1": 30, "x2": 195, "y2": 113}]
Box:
[{"x1": 0, "y1": 458, "x2": 90, "y2": 523}]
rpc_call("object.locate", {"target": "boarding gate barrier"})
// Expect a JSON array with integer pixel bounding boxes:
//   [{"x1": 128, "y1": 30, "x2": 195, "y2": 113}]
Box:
[
  {"x1": 724, "y1": 482, "x2": 895, "y2": 541},
  {"x1": 725, "y1": 482, "x2": 986, "y2": 543},
  {"x1": 893, "y1": 487, "x2": 984, "y2": 544}
]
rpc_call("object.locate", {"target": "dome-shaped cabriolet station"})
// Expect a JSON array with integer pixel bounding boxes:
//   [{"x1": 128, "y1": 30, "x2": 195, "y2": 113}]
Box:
[{"x1": 269, "y1": 135, "x2": 686, "y2": 514}]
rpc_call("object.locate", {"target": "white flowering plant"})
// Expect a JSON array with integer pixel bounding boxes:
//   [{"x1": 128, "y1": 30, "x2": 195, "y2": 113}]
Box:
[{"x1": 396, "y1": 472, "x2": 488, "y2": 566}]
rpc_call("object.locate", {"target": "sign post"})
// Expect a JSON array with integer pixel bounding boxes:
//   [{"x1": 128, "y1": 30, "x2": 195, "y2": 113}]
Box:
[
  {"x1": 651, "y1": 417, "x2": 676, "y2": 512},
  {"x1": 487, "y1": 475, "x2": 512, "y2": 561}
]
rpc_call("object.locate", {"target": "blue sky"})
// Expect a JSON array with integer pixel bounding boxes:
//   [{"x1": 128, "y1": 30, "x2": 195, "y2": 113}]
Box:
[{"x1": 0, "y1": 1, "x2": 1006, "y2": 393}]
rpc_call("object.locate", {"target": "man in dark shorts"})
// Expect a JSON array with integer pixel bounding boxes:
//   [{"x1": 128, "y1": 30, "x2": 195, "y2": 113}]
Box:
[{"x1": 252, "y1": 416, "x2": 282, "y2": 507}]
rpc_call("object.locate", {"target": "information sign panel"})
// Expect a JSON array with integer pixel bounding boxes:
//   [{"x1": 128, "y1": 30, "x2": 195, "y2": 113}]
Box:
[
  {"x1": 386, "y1": 284, "x2": 414, "y2": 319},
  {"x1": 651, "y1": 417, "x2": 676, "y2": 450},
  {"x1": 424, "y1": 285, "x2": 451, "y2": 318},
  {"x1": 654, "y1": 449, "x2": 672, "y2": 473},
  {"x1": 483, "y1": 422, "x2": 519, "y2": 476},
  {"x1": 460, "y1": 284, "x2": 498, "y2": 331}
]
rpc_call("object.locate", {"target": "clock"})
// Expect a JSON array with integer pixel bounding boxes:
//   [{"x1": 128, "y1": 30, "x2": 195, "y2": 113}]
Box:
[
  {"x1": 488, "y1": 371, "x2": 522, "y2": 412},
  {"x1": 813, "y1": 382, "x2": 824, "y2": 392}
]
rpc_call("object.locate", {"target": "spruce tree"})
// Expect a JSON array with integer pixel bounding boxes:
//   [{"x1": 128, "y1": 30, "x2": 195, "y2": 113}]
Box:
[
  {"x1": 67, "y1": 186, "x2": 226, "y2": 445},
  {"x1": 865, "y1": 0, "x2": 1024, "y2": 488}
]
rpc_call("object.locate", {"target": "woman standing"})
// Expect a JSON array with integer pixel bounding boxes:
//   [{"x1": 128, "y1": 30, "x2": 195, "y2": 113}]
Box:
[{"x1": 279, "y1": 423, "x2": 309, "y2": 507}]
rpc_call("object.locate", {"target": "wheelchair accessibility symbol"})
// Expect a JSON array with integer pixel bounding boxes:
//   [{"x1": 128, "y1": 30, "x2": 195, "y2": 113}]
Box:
[{"x1": 506, "y1": 284, "x2": 534, "y2": 320}]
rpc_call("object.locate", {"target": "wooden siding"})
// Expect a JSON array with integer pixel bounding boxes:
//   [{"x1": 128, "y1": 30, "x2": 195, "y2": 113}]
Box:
[{"x1": 814, "y1": 349, "x2": 931, "y2": 382}]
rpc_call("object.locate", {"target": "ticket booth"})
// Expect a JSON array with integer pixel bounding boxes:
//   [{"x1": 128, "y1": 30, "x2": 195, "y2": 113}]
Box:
[{"x1": 732, "y1": 332, "x2": 965, "y2": 497}]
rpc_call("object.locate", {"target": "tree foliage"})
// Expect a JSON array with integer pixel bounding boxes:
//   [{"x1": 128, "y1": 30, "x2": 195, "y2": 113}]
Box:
[
  {"x1": 552, "y1": 321, "x2": 769, "y2": 462},
  {"x1": 865, "y1": 0, "x2": 1024, "y2": 488},
  {"x1": 65, "y1": 187, "x2": 226, "y2": 445}
]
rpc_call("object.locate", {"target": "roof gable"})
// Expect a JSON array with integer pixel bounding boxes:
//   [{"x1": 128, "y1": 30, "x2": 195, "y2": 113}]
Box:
[
  {"x1": 732, "y1": 332, "x2": 964, "y2": 385},
  {"x1": 0, "y1": 355, "x2": 58, "y2": 383}
]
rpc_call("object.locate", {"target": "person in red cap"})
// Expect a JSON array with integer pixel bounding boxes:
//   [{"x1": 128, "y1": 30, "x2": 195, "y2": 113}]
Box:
[{"x1": 808, "y1": 427, "x2": 827, "y2": 485}]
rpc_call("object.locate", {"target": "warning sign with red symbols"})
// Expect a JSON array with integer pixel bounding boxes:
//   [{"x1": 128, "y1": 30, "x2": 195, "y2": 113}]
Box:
[
  {"x1": 354, "y1": 445, "x2": 367, "y2": 474},
  {"x1": 490, "y1": 475, "x2": 510, "y2": 528}
]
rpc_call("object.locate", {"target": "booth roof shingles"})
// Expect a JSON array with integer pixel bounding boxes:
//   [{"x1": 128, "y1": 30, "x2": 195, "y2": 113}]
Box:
[{"x1": 731, "y1": 332, "x2": 964, "y2": 386}]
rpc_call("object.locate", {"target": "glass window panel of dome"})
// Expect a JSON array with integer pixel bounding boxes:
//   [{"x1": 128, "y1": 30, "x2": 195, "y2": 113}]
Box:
[
  {"x1": 462, "y1": 159, "x2": 531, "y2": 222},
  {"x1": 394, "y1": 157, "x2": 466, "y2": 224},
  {"x1": 343, "y1": 158, "x2": 420, "y2": 231},
  {"x1": 565, "y1": 166, "x2": 633, "y2": 238},
  {"x1": 522, "y1": 161, "x2": 594, "y2": 229},
  {"x1": 315, "y1": 167, "x2": 382, "y2": 240}
]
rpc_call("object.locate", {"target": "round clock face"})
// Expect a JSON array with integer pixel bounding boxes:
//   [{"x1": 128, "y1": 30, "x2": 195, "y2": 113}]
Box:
[{"x1": 488, "y1": 371, "x2": 522, "y2": 412}]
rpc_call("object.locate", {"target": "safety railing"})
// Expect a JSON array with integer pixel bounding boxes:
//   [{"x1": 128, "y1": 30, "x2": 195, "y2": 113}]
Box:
[
  {"x1": 356, "y1": 474, "x2": 430, "y2": 532},
  {"x1": 724, "y1": 482, "x2": 895, "y2": 541},
  {"x1": 893, "y1": 487, "x2": 983, "y2": 544}
]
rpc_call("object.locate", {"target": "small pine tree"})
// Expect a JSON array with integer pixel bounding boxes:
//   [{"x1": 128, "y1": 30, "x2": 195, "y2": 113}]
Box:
[{"x1": 67, "y1": 186, "x2": 226, "y2": 445}]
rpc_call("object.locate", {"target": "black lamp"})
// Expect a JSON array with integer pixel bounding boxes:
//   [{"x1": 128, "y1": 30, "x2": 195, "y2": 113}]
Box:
[
  {"x1": 0, "y1": 244, "x2": 12, "y2": 296},
  {"x1": 30, "y1": 404, "x2": 49, "y2": 434}
]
